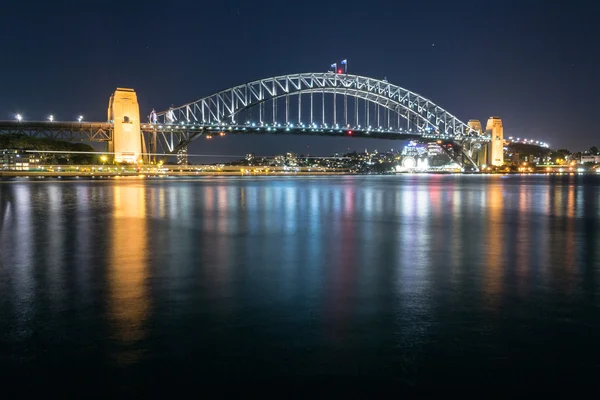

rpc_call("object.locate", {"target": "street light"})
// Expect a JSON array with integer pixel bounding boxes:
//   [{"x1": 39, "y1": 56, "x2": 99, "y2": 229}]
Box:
[
  {"x1": 78, "y1": 115, "x2": 83, "y2": 122},
  {"x1": 16, "y1": 114, "x2": 22, "y2": 122},
  {"x1": 48, "y1": 115, "x2": 54, "y2": 122},
  {"x1": 100, "y1": 155, "x2": 108, "y2": 164}
]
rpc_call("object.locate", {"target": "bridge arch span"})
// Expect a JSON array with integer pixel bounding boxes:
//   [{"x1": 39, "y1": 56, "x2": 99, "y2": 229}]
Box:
[{"x1": 156, "y1": 73, "x2": 477, "y2": 139}]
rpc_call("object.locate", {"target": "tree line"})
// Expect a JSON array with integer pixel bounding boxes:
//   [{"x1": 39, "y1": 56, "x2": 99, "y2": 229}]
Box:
[{"x1": 0, "y1": 134, "x2": 98, "y2": 164}]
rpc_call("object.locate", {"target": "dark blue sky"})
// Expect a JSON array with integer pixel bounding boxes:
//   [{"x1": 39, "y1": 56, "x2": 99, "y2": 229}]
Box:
[{"x1": 1, "y1": 0, "x2": 598, "y2": 158}]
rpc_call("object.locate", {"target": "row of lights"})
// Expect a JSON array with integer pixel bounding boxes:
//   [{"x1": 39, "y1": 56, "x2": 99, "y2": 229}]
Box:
[
  {"x1": 148, "y1": 122, "x2": 459, "y2": 141},
  {"x1": 507, "y1": 136, "x2": 549, "y2": 148},
  {"x1": 152, "y1": 120, "x2": 447, "y2": 135},
  {"x1": 15, "y1": 114, "x2": 84, "y2": 122},
  {"x1": 155, "y1": 124, "x2": 433, "y2": 136},
  {"x1": 153, "y1": 120, "x2": 469, "y2": 139}
]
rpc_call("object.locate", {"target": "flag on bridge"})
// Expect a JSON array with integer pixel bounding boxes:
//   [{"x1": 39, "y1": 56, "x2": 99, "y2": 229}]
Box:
[
  {"x1": 330, "y1": 63, "x2": 337, "y2": 71},
  {"x1": 341, "y1": 59, "x2": 347, "y2": 73}
]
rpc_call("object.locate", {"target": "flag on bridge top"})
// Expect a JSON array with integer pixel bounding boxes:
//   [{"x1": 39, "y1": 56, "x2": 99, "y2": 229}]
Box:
[
  {"x1": 341, "y1": 59, "x2": 347, "y2": 73},
  {"x1": 341, "y1": 59, "x2": 347, "y2": 64},
  {"x1": 330, "y1": 63, "x2": 337, "y2": 71}
]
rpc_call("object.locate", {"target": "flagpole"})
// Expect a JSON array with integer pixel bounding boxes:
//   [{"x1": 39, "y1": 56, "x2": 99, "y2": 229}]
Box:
[{"x1": 345, "y1": 60, "x2": 347, "y2": 74}]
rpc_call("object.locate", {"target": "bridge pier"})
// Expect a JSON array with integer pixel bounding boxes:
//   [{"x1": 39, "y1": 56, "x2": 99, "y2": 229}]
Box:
[
  {"x1": 438, "y1": 141, "x2": 480, "y2": 172},
  {"x1": 107, "y1": 88, "x2": 143, "y2": 164},
  {"x1": 486, "y1": 117, "x2": 504, "y2": 166}
]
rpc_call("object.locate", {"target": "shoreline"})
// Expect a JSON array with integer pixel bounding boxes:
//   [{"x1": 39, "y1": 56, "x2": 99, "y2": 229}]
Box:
[{"x1": 1, "y1": 171, "x2": 596, "y2": 180}]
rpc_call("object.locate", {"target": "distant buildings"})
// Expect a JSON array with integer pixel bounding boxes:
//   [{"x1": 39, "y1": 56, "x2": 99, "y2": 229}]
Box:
[
  {"x1": 0, "y1": 149, "x2": 41, "y2": 170},
  {"x1": 580, "y1": 155, "x2": 600, "y2": 164}
]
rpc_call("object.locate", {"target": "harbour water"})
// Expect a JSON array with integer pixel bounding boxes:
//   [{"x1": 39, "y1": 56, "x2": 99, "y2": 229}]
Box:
[{"x1": 1, "y1": 175, "x2": 600, "y2": 394}]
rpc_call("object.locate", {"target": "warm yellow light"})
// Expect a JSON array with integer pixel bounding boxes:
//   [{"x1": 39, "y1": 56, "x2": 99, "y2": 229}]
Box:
[{"x1": 100, "y1": 155, "x2": 108, "y2": 162}]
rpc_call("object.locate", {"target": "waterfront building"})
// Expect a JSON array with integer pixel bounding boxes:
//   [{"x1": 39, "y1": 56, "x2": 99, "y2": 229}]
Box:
[
  {"x1": 0, "y1": 149, "x2": 41, "y2": 170},
  {"x1": 580, "y1": 155, "x2": 600, "y2": 164}
]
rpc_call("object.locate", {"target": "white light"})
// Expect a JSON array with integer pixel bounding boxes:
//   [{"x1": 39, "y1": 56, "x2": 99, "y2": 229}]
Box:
[
  {"x1": 78, "y1": 115, "x2": 83, "y2": 122},
  {"x1": 16, "y1": 114, "x2": 22, "y2": 121},
  {"x1": 48, "y1": 115, "x2": 54, "y2": 122}
]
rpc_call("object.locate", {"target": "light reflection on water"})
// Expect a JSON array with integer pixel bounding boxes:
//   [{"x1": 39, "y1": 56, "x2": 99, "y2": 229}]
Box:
[
  {"x1": 1, "y1": 175, "x2": 600, "y2": 392},
  {"x1": 108, "y1": 184, "x2": 150, "y2": 364}
]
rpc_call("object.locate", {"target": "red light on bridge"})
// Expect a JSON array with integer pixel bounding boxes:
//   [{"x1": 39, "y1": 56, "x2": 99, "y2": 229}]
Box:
[
  {"x1": 347, "y1": 130, "x2": 352, "y2": 135},
  {"x1": 338, "y1": 69, "x2": 343, "y2": 74}
]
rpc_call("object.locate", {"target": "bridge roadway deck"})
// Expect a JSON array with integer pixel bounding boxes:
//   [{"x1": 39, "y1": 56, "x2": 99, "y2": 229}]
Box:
[
  {"x1": 1, "y1": 120, "x2": 459, "y2": 147},
  {"x1": 1, "y1": 120, "x2": 479, "y2": 161},
  {"x1": 0, "y1": 120, "x2": 113, "y2": 142}
]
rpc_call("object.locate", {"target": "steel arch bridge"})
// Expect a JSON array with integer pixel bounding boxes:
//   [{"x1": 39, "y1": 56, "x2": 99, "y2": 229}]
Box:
[
  {"x1": 0, "y1": 72, "x2": 487, "y2": 169},
  {"x1": 145, "y1": 72, "x2": 486, "y2": 168}
]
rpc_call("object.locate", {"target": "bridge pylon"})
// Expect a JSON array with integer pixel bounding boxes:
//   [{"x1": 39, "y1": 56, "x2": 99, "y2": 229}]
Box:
[{"x1": 107, "y1": 88, "x2": 143, "y2": 164}]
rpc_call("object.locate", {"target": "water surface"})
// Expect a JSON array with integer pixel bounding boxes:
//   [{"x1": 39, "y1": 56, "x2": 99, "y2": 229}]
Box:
[{"x1": 1, "y1": 175, "x2": 599, "y2": 394}]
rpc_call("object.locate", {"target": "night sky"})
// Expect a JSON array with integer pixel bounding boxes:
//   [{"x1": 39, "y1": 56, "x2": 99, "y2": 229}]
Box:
[{"x1": 1, "y1": 0, "x2": 598, "y2": 159}]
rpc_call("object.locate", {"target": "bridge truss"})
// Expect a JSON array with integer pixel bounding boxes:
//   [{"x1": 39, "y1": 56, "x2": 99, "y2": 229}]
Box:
[
  {"x1": 0, "y1": 121, "x2": 112, "y2": 142},
  {"x1": 149, "y1": 72, "x2": 485, "y2": 169}
]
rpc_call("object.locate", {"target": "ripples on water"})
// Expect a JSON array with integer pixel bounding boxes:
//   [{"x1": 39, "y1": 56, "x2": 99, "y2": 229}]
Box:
[{"x1": 1, "y1": 175, "x2": 599, "y2": 394}]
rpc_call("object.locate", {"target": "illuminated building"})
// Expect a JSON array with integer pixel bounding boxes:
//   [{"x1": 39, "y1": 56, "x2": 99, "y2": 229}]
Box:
[
  {"x1": 0, "y1": 149, "x2": 41, "y2": 170},
  {"x1": 427, "y1": 142, "x2": 443, "y2": 155},
  {"x1": 581, "y1": 155, "x2": 600, "y2": 164}
]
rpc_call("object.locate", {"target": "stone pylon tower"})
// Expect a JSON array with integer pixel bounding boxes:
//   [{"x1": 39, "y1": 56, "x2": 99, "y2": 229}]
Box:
[
  {"x1": 107, "y1": 88, "x2": 143, "y2": 163},
  {"x1": 468, "y1": 120, "x2": 487, "y2": 166},
  {"x1": 486, "y1": 117, "x2": 504, "y2": 166},
  {"x1": 468, "y1": 119, "x2": 483, "y2": 135}
]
